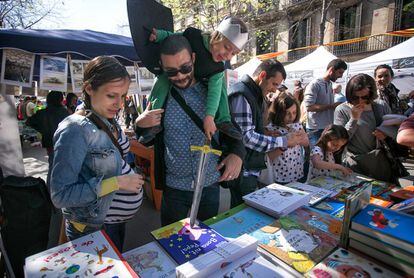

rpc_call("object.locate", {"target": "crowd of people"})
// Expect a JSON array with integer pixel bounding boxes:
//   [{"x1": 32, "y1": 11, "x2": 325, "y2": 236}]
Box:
[{"x1": 13, "y1": 16, "x2": 414, "y2": 254}]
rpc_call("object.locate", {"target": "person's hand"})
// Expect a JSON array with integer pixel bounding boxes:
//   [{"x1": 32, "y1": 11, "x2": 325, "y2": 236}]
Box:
[
  {"x1": 135, "y1": 102, "x2": 164, "y2": 128},
  {"x1": 149, "y1": 28, "x2": 157, "y2": 42},
  {"x1": 287, "y1": 131, "x2": 308, "y2": 147},
  {"x1": 264, "y1": 128, "x2": 281, "y2": 137},
  {"x1": 351, "y1": 103, "x2": 365, "y2": 120},
  {"x1": 217, "y1": 154, "x2": 242, "y2": 182},
  {"x1": 117, "y1": 174, "x2": 144, "y2": 193},
  {"x1": 373, "y1": 129, "x2": 387, "y2": 141},
  {"x1": 203, "y1": 115, "x2": 216, "y2": 141},
  {"x1": 337, "y1": 165, "x2": 353, "y2": 176},
  {"x1": 268, "y1": 148, "x2": 283, "y2": 161}
]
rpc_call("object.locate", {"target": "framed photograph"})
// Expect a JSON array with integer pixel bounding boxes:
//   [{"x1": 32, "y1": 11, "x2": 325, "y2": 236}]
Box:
[
  {"x1": 39, "y1": 56, "x2": 68, "y2": 91},
  {"x1": 70, "y1": 59, "x2": 89, "y2": 93},
  {"x1": 1, "y1": 49, "x2": 35, "y2": 87}
]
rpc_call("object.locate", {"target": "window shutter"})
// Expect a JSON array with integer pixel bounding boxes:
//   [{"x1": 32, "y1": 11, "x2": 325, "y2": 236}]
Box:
[
  {"x1": 334, "y1": 8, "x2": 340, "y2": 41},
  {"x1": 306, "y1": 17, "x2": 312, "y2": 46},
  {"x1": 355, "y1": 2, "x2": 363, "y2": 37}
]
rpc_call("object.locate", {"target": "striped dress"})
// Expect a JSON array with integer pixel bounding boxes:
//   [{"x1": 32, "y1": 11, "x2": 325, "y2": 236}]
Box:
[{"x1": 104, "y1": 129, "x2": 143, "y2": 224}]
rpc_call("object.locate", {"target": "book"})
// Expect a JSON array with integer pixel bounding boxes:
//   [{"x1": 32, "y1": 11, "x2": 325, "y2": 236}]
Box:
[
  {"x1": 122, "y1": 241, "x2": 176, "y2": 278},
  {"x1": 370, "y1": 196, "x2": 394, "y2": 207},
  {"x1": 24, "y1": 230, "x2": 137, "y2": 277},
  {"x1": 390, "y1": 197, "x2": 414, "y2": 212},
  {"x1": 176, "y1": 234, "x2": 295, "y2": 278},
  {"x1": 151, "y1": 218, "x2": 227, "y2": 265},
  {"x1": 349, "y1": 239, "x2": 414, "y2": 274},
  {"x1": 209, "y1": 206, "x2": 276, "y2": 240},
  {"x1": 204, "y1": 203, "x2": 247, "y2": 226},
  {"x1": 306, "y1": 248, "x2": 401, "y2": 278},
  {"x1": 242, "y1": 183, "x2": 311, "y2": 217},
  {"x1": 286, "y1": 182, "x2": 334, "y2": 205},
  {"x1": 312, "y1": 199, "x2": 345, "y2": 220},
  {"x1": 285, "y1": 207, "x2": 343, "y2": 240},
  {"x1": 257, "y1": 213, "x2": 338, "y2": 273},
  {"x1": 352, "y1": 204, "x2": 414, "y2": 252},
  {"x1": 349, "y1": 230, "x2": 414, "y2": 264},
  {"x1": 307, "y1": 176, "x2": 354, "y2": 194},
  {"x1": 368, "y1": 180, "x2": 396, "y2": 197},
  {"x1": 389, "y1": 186, "x2": 414, "y2": 203}
]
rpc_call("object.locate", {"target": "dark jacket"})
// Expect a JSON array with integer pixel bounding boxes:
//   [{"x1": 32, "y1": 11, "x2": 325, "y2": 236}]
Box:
[
  {"x1": 26, "y1": 106, "x2": 69, "y2": 149},
  {"x1": 229, "y1": 75, "x2": 266, "y2": 171},
  {"x1": 183, "y1": 27, "x2": 224, "y2": 82},
  {"x1": 135, "y1": 89, "x2": 246, "y2": 190}
]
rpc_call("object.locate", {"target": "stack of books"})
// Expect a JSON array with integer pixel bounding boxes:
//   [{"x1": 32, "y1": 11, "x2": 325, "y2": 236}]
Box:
[
  {"x1": 390, "y1": 197, "x2": 414, "y2": 214},
  {"x1": 285, "y1": 181, "x2": 334, "y2": 205},
  {"x1": 349, "y1": 204, "x2": 414, "y2": 274},
  {"x1": 242, "y1": 183, "x2": 311, "y2": 217}
]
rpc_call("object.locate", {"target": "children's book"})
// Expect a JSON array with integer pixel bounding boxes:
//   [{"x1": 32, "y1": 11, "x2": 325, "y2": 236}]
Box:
[
  {"x1": 242, "y1": 183, "x2": 311, "y2": 217},
  {"x1": 286, "y1": 207, "x2": 343, "y2": 240},
  {"x1": 122, "y1": 241, "x2": 176, "y2": 278},
  {"x1": 256, "y1": 212, "x2": 338, "y2": 273},
  {"x1": 209, "y1": 206, "x2": 276, "y2": 240},
  {"x1": 352, "y1": 204, "x2": 414, "y2": 252},
  {"x1": 390, "y1": 197, "x2": 414, "y2": 212},
  {"x1": 176, "y1": 234, "x2": 295, "y2": 278},
  {"x1": 370, "y1": 196, "x2": 394, "y2": 207},
  {"x1": 151, "y1": 218, "x2": 227, "y2": 265},
  {"x1": 24, "y1": 230, "x2": 137, "y2": 277},
  {"x1": 389, "y1": 186, "x2": 414, "y2": 202},
  {"x1": 204, "y1": 203, "x2": 247, "y2": 226},
  {"x1": 312, "y1": 199, "x2": 345, "y2": 220},
  {"x1": 306, "y1": 248, "x2": 401, "y2": 278},
  {"x1": 286, "y1": 182, "x2": 334, "y2": 205},
  {"x1": 368, "y1": 180, "x2": 396, "y2": 197},
  {"x1": 307, "y1": 176, "x2": 354, "y2": 194}
]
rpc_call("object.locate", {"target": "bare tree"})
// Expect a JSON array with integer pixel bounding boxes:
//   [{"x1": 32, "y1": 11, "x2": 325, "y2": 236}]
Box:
[{"x1": 0, "y1": 0, "x2": 64, "y2": 29}]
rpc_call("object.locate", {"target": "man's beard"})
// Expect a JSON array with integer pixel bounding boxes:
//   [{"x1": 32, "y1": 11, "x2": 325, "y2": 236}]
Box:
[
  {"x1": 170, "y1": 74, "x2": 194, "y2": 89},
  {"x1": 329, "y1": 75, "x2": 337, "y2": 82}
]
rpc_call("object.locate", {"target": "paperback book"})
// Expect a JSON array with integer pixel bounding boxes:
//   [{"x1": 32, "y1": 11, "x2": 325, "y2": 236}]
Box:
[
  {"x1": 312, "y1": 199, "x2": 345, "y2": 220},
  {"x1": 122, "y1": 241, "x2": 176, "y2": 278},
  {"x1": 151, "y1": 218, "x2": 227, "y2": 265},
  {"x1": 306, "y1": 248, "x2": 401, "y2": 278},
  {"x1": 352, "y1": 204, "x2": 414, "y2": 252},
  {"x1": 242, "y1": 183, "x2": 311, "y2": 217},
  {"x1": 307, "y1": 176, "x2": 354, "y2": 194},
  {"x1": 286, "y1": 182, "x2": 334, "y2": 205},
  {"x1": 24, "y1": 230, "x2": 137, "y2": 277}
]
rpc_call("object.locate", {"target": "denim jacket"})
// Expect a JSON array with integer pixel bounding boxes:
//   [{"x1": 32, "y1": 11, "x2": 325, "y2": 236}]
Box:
[{"x1": 50, "y1": 113, "x2": 122, "y2": 228}]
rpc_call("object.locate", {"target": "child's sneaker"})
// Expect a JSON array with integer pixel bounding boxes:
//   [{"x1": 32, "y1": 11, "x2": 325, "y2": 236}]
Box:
[{"x1": 216, "y1": 122, "x2": 242, "y2": 140}]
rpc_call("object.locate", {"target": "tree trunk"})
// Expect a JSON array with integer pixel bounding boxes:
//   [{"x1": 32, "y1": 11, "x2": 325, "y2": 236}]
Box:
[{"x1": 319, "y1": 0, "x2": 327, "y2": 45}]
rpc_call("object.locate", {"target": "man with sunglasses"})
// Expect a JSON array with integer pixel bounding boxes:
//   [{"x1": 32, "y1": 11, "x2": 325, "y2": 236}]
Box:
[
  {"x1": 304, "y1": 59, "x2": 348, "y2": 146},
  {"x1": 135, "y1": 35, "x2": 245, "y2": 226}
]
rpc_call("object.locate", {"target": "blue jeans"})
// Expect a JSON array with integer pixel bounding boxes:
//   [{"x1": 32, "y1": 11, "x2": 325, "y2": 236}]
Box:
[
  {"x1": 104, "y1": 222, "x2": 126, "y2": 252},
  {"x1": 161, "y1": 184, "x2": 220, "y2": 226},
  {"x1": 229, "y1": 175, "x2": 258, "y2": 208},
  {"x1": 307, "y1": 129, "x2": 324, "y2": 147}
]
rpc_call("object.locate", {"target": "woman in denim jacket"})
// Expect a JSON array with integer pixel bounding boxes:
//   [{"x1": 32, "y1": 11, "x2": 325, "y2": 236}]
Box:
[{"x1": 50, "y1": 56, "x2": 144, "y2": 250}]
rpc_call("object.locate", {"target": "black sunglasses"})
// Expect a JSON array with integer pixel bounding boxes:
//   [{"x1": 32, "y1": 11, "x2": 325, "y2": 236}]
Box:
[
  {"x1": 350, "y1": 95, "x2": 370, "y2": 101},
  {"x1": 163, "y1": 63, "x2": 193, "y2": 77}
]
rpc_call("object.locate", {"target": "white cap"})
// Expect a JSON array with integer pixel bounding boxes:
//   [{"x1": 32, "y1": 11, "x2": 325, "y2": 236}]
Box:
[{"x1": 216, "y1": 17, "x2": 248, "y2": 51}]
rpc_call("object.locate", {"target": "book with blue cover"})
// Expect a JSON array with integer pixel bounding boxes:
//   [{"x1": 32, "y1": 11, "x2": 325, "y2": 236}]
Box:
[
  {"x1": 209, "y1": 206, "x2": 276, "y2": 240},
  {"x1": 312, "y1": 199, "x2": 345, "y2": 220},
  {"x1": 151, "y1": 218, "x2": 227, "y2": 265},
  {"x1": 352, "y1": 204, "x2": 414, "y2": 252}
]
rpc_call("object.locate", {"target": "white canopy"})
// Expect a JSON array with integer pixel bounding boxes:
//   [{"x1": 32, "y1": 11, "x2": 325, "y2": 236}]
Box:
[
  {"x1": 348, "y1": 37, "x2": 414, "y2": 95},
  {"x1": 234, "y1": 57, "x2": 261, "y2": 78},
  {"x1": 284, "y1": 46, "x2": 339, "y2": 91}
]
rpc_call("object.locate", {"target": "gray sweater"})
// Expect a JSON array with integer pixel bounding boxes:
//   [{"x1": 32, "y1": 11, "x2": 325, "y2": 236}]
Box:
[{"x1": 334, "y1": 102, "x2": 391, "y2": 156}]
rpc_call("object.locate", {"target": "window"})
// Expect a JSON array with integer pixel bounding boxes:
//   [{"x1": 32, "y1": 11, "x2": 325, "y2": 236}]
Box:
[
  {"x1": 289, "y1": 17, "x2": 311, "y2": 49},
  {"x1": 401, "y1": 0, "x2": 414, "y2": 29},
  {"x1": 335, "y1": 3, "x2": 362, "y2": 41}
]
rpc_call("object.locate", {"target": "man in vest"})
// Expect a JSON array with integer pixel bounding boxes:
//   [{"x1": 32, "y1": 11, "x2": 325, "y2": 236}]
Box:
[{"x1": 228, "y1": 60, "x2": 308, "y2": 208}]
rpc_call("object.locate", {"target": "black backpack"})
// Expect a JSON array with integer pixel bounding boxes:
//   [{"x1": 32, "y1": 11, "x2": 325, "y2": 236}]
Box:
[{"x1": 0, "y1": 174, "x2": 52, "y2": 277}]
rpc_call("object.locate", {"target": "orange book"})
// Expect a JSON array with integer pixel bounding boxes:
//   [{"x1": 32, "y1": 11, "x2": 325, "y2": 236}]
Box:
[{"x1": 369, "y1": 196, "x2": 393, "y2": 207}]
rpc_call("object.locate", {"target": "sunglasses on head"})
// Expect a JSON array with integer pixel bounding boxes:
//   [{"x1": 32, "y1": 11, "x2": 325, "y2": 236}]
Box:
[
  {"x1": 163, "y1": 63, "x2": 193, "y2": 77},
  {"x1": 350, "y1": 95, "x2": 370, "y2": 101}
]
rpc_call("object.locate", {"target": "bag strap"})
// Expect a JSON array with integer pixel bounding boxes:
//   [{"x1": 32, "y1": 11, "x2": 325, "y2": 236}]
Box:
[
  {"x1": 371, "y1": 102, "x2": 383, "y2": 127},
  {"x1": 86, "y1": 112, "x2": 124, "y2": 156},
  {"x1": 170, "y1": 87, "x2": 220, "y2": 147}
]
